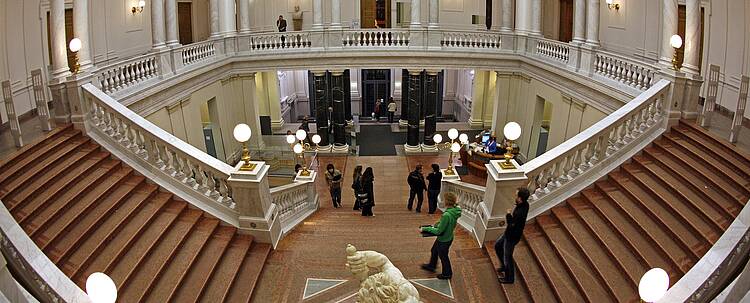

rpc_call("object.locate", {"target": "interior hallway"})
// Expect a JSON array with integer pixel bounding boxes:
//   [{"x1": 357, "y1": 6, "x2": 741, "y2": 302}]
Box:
[{"x1": 251, "y1": 156, "x2": 504, "y2": 303}]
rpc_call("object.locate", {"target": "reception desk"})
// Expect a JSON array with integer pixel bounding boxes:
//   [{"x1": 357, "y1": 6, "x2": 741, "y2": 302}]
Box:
[{"x1": 461, "y1": 143, "x2": 520, "y2": 179}]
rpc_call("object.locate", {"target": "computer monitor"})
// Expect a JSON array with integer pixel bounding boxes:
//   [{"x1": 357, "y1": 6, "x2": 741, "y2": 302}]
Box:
[{"x1": 481, "y1": 134, "x2": 490, "y2": 144}]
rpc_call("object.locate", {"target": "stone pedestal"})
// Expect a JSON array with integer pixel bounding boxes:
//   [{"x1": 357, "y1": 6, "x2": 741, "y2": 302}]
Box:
[
  {"x1": 473, "y1": 159, "x2": 527, "y2": 245},
  {"x1": 656, "y1": 69, "x2": 703, "y2": 124},
  {"x1": 228, "y1": 161, "x2": 282, "y2": 248},
  {"x1": 441, "y1": 169, "x2": 460, "y2": 181},
  {"x1": 294, "y1": 170, "x2": 317, "y2": 183}
]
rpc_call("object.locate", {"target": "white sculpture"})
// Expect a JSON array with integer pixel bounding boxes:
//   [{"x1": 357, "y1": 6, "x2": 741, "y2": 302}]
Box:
[{"x1": 346, "y1": 244, "x2": 421, "y2": 303}]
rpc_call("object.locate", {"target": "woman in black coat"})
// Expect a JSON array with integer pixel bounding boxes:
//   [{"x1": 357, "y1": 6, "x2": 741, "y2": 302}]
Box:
[
  {"x1": 351, "y1": 165, "x2": 363, "y2": 211},
  {"x1": 360, "y1": 167, "x2": 375, "y2": 216}
]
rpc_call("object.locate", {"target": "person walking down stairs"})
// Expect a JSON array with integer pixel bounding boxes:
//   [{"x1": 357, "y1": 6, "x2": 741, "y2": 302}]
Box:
[{"x1": 494, "y1": 188, "x2": 530, "y2": 284}]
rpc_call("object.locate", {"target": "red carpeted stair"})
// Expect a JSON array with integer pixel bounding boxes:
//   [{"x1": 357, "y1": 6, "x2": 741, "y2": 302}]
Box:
[
  {"x1": 0, "y1": 125, "x2": 271, "y2": 302},
  {"x1": 485, "y1": 120, "x2": 750, "y2": 302}
]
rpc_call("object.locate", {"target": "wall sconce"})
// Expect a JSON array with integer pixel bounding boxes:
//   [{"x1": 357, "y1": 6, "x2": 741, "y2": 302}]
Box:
[
  {"x1": 606, "y1": 0, "x2": 620, "y2": 10},
  {"x1": 69, "y1": 38, "x2": 82, "y2": 74},
  {"x1": 670, "y1": 34, "x2": 683, "y2": 71},
  {"x1": 131, "y1": 0, "x2": 145, "y2": 15}
]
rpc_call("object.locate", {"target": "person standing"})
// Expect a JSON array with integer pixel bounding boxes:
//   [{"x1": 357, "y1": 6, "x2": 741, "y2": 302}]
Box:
[
  {"x1": 351, "y1": 165, "x2": 363, "y2": 211},
  {"x1": 420, "y1": 192, "x2": 462, "y2": 279},
  {"x1": 277, "y1": 15, "x2": 287, "y2": 32},
  {"x1": 426, "y1": 164, "x2": 442, "y2": 214},
  {"x1": 374, "y1": 99, "x2": 382, "y2": 122},
  {"x1": 325, "y1": 163, "x2": 343, "y2": 208},
  {"x1": 387, "y1": 97, "x2": 397, "y2": 123},
  {"x1": 495, "y1": 188, "x2": 530, "y2": 284},
  {"x1": 407, "y1": 165, "x2": 426, "y2": 212},
  {"x1": 360, "y1": 167, "x2": 375, "y2": 216}
]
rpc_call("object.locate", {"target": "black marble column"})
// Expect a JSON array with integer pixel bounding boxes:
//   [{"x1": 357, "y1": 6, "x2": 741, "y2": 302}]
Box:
[
  {"x1": 423, "y1": 71, "x2": 439, "y2": 146},
  {"x1": 344, "y1": 70, "x2": 352, "y2": 122},
  {"x1": 400, "y1": 69, "x2": 410, "y2": 123},
  {"x1": 310, "y1": 71, "x2": 330, "y2": 147},
  {"x1": 406, "y1": 70, "x2": 423, "y2": 147},
  {"x1": 330, "y1": 71, "x2": 347, "y2": 145}
]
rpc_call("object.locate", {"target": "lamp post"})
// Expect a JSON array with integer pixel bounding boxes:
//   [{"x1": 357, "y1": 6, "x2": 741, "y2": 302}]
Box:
[
  {"x1": 68, "y1": 37, "x2": 82, "y2": 74},
  {"x1": 432, "y1": 128, "x2": 469, "y2": 175},
  {"x1": 670, "y1": 34, "x2": 683, "y2": 71},
  {"x1": 287, "y1": 129, "x2": 321, "y2": 176},
  {"x1": 499, "y1": 122, "x2": 522, "y2": 170},
  {"x1": 86, "y1": 272, "x2": 117, "y2": 303},
  {"x1": 233, "y1": 123, "x2": 256, "y2": 171},
  {"x1": 639, "y1": 268, "x2": 670, "y2": 302}
]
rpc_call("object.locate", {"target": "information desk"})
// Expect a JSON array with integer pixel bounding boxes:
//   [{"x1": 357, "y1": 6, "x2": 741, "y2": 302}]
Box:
[{"x1": 461, "y1": 143, "x2": 520, "y2": 178}]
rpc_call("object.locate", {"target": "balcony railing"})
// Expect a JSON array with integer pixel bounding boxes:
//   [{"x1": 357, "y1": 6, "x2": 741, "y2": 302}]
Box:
[
  {"x1": 536, "y1": 39, "x2": 570, "y2": 64},
  {"x1": 441, "y1": 31, "x2": 503, "y2": 49},
  {"x1": 342, "y1": 29, "x2": 410, "y2": 47},
  {"x1": 594, "y1": 50, "x2": 657, "y2": 90},
  {"x1": 93, "y1": 52, "x2": 159, "y2": 94}
]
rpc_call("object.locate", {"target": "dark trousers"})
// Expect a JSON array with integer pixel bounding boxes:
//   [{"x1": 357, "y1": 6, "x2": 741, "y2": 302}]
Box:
[
  {"x1": 361, "y1": 204, "x2": 373, "y2": 216},
  {"x1": 427, "y1": 240, "x2": 453, "y2": 277},
  {"x1": 407, "y1": 189, "x2": 424, "y2": 212},
  {"x1": 353, "y1": 194, "x2": 361, "y2": 210},
  {"x1": 427, "y1": 189, "x2": 440, "y2": 214},
  {"x1": 494, "y1": 235, "x2": 518, "y2": 282},
  {"x1": 388, "y1": 112, "x2": 395, "y2": 123},
  {"x1": 330, "y1": 187, "x2": 341, "y2": 207}
]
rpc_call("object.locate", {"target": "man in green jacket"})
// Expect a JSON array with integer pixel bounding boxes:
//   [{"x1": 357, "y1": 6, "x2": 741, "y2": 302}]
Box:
[{"x1": 420, "y1": 192, "x2": 462, "y2": 279}]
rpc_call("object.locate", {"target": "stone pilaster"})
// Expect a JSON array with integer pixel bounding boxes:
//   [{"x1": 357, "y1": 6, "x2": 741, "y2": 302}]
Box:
[
  {"x1": 50, "y1": 0, "x2": 70, "y2": 78},
  {"x1": 429, "y1": 0, "x2": 439, "y2": 29},
  {"x1": 515, "y1": 0, "x2": 531, "y2": 35},
  {"x1": 585, "y1": 0, "x2": 600, "y2": 47},
  {"x1": 238, "y1": 0, "x2": 251, "y2": 34},
  {"x1": 406, "y1": 70, "x2": 423, "y2": 148},
  {"x1": 312, "y1": 0, "x2": 324, "y2": 29},
  {"x1": 530, "y1": 0, "x2": 542, "y2": 36},
  {"x1": 165, "y1": 0, "x2": 179, "y2": 46},
  {"x1": 422, "y1": 71, "x2": 439, "y2": 147},
  {"x1": 210, "y1": 0, "x2": 220, "y2": 37},
  {"x1": 220, "y1": 0, "x2": 237, "y2": 36},
  {"x1": 500, "y1": 0, "x2": 514, "y2": 32},
  {"x1": 411, "y1": 0, "x2": 422, "y2": 28},
  {"x1": 311, "y1": 71, "x2": 330, "y2": 147},
  {"x1": 572, "y1": 0, "x2": 586, "y2": 44},
  {"x1": 331, "y1": 71, "x2": 347, "y2": 146},
  {"x1": 331, "y1": 0, "x2": 342, "y2": 28}
]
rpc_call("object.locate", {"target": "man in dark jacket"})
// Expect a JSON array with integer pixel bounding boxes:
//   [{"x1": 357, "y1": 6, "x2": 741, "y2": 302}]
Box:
[
  {"x1": 421, "y1": 192, "x2": 462, "y2": 279},
  {"x1": 407, "y1": 165, "x2": 426, "y2": 212},
  {"x1": 494, "y1": 187, "x2": 530, "y2": 284}
]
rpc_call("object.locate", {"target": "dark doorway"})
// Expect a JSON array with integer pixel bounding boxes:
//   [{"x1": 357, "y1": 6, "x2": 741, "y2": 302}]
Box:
[
  {"x1": 361, "y1": 0, "x2": 391, "y2": 28},
  {"x1": 558, "y1": 0, "x2": 574, "y2": 42},
  {"x1": 178, "y1": 2, "x2": 193, "y2": 44},
  {"x1": 361, "y1": 69, "x2": 391, "y2": 118}
]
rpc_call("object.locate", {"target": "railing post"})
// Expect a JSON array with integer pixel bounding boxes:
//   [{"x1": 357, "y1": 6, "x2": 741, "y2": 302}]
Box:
[
  {"x1": 227, "y1": 161, "x2": 282, "y2": 248},
  {"x1": 655, "y1": 69, "x2": 703, "y2": 125},
  {"x1": 567, "y1": 43, "x2": 581, "y2": 71},
  {"x1": 579, "y1": 44, "x2": 597, "y2": 76},
  {"x1": 474, "y1": 160, "x2": 528, "y2": 246}
]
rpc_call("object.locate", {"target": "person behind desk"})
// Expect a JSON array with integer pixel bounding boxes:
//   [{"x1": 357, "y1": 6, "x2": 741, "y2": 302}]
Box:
[{"x1": 486, "y1": 136, "x2": 499, "y2": 155}]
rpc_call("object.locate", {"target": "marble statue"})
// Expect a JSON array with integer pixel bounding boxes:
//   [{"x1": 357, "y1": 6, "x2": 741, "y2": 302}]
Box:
[
  {"x1": 293, "y1": 6, "x2": 303, "y2": 31},
  {"x1": 346, "y1": 244, "x2": 421, "y2": 303}
]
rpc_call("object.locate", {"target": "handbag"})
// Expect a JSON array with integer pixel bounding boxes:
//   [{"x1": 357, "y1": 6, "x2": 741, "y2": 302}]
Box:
[{"x1": 357, "y1": 192, "x2": 370, "y2": 206}]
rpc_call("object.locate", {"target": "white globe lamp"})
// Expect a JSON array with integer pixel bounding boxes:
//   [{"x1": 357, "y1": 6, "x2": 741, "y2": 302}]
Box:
[
  {"x1": 233, "y1": 123, "x2": 255, "y2": 171},
  {"x1": 433, "y1": 134, "x2": 443, "y2": 144},
  {"x1": 670, "y1": 34, "x2": 683, "y2": 49},
  {"x1": 459, "y1": 133, "x2": 469, "y2": 144},
  {"x1": 295, "y1": 129, "x2": 307, "y2": 141},
  {"x1": 286, "y1": 134, "x2": 296, "y2": 144},
  {"x1": 69, "y1": 38, "x2": 82, "y2": 53},
  {"x1": 448, "y1": 128, "x2": 459, "y2": 140},
  {"x1": 86, "y1": 272, "x2": 117, "y2": 303},
  {"x1": 312, "y1": 134, "x2": 321, "y2": 145},
  {"x1": 450, "y1": 142, "x2": 461, "y2": 153},
  {"x1": 639, "y1": 268, "x2": 670, "y2": 302},
  {"x1": 293, "y1": 143, "x2": 304, "y2": 154},
  {"x1": 503, "y1": 122, "x2": 522, "y2": 141}
]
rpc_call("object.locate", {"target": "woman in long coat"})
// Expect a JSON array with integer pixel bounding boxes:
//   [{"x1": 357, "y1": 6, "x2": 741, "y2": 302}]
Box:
[{"x1": 360, "y1": 167, "x2": 375, "y2": 216}]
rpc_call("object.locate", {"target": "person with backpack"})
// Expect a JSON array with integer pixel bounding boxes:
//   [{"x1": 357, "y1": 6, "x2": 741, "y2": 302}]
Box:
[
  {"x1": 420, "y1": 192, "x2": 462, "y2": 279},
  {"x1": 407, "y1": 165, "x2": 426, "y2": 213}
]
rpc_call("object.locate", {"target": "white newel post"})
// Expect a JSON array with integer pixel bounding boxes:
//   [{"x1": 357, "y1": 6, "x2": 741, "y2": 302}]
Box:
[
  {"x1": 313, "y1": 0, "x2": 324, "y2": 29},
  {"x1": 429, "y1": 0, "x2": 439, "y2": 29},
  {"x1": 1, "y1": 81, "x2": 22, "y2": 147},
  {"x1": 50, "y1": 0, "x2": 69, "y2": 78},
  {"x1": 228, "y1": 162, "x2": 282, "y2": 248},
  {"x1": 73, "y1": 0, "x2": 92, "y2": 70},
  {"x1": 238, "y1": 0, "x2": 251, "y2": 34},
  {"x1": 210, "y1": 0, "x2": 220, "y2": 37},
  {"x1": 151, "y1": 0, "x2": 166, "y2": 49},
  {"x1": 474, "y1": 160, "x2": 528, "y2": 245},
  {"x1": 659, "y1": 0, "x2": 678, "y2": 68},
  {"x1": 500, "y1": 0, "x2": 514, "y2": 32},
  {"x1": 572, "y1": 0, "x2": 586, "y2": 44},
  {"x1": 165, "y1": 0, "x2": 179, "y2": 46},
  {"x1": 331, "y1": 0, "x2": 342, "y2": 28},
  {"x1": 410, "y1": 0, "x2": 422, "y2": 28},
  {"x1": 584, "y1": 0, "x2": 600, "y2": 47}
]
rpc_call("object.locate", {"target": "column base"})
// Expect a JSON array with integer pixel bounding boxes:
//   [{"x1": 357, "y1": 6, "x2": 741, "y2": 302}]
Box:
[
  {"x1": 399, "y1": 119, "x2": 409, "y2": 127},
  {"x1": 419, "y1": 143, "x2": 439, "y2": 153},
  {"x1": 271, "y1": 118, "x2": 285, "y2": 130},
  {"x1": 404, "y1": 144, "x2": 423, "y2": 154}
]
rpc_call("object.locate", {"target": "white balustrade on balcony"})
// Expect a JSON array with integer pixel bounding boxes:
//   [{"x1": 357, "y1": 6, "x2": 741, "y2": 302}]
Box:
[
  {"x1": 536, "y1": 39, "x2": 570, "y2": 63},
  {"x1": 181, "y1": 41, "x2": 216, "y2": 67},
  {"x1": 441, "y1": 31, "x2": 502, "y2": 49},
  {"x1": 249, "y1": 32, "x2": 312, "y2": 51},
  {"x1": 81, "y1": 83, "x2": 239, "y2": 226},
  {"x1": 594, "y1": 51, "x2": 657, "y2": 90},
  {"x1": 95, "y1": 54, "x2": 159, "y2": 94},
  {"x1": 341, "y1": 30, "x2": 410, "y2": 47}
]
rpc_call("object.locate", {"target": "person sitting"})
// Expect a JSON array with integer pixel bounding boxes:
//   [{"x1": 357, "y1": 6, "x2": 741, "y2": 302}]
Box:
[{"x1": 486, "y1": 136, "x2": 499, "y2": 154}]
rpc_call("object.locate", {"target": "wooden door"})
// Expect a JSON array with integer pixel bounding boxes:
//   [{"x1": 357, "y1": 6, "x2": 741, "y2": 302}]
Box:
[
  {"x1": 361, "y1": 0, "x2": 391, "y2": 28},
  {"x1": 558, "y1": 0, "x2": 574, "y2": 42},
  {"x1": 178, "y1": 2, "x2": 193, "y2": 44}
]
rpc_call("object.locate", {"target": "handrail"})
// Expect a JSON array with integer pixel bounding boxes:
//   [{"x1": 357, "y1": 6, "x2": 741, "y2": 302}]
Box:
[
  {"x1": 178, "y1": 40, "x2": 216, "y2": 68},
  {"x1": 270, "y1": 175, "x2": 318, "y2": 234},
  {"x1": 81, "y1": 83, "x2": 239, "y2": 225},
  {"x1": 441, "y1": 30, "x2": 503, "y2": 49},
  {"x1": 342, "y1": 29, "x2": 411, "y2": 47},
  {"x1": 536, "y1": 38, "x2": 570, "y2": 63},
  {"x1": 0, "y1": 200, "x2": 91, "y2": 303}
]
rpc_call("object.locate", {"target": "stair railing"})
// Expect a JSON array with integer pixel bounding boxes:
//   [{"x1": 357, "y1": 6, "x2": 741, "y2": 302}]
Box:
[
  {"x1": 270, "y1": 176, "x2": 319, "y2": 235},
  {"x1": 91, "y1": 52, "x2": 160, "y2": 95},
  {"x1": 81, "y1": 83, "x2": 240, "y2": 226},
  {"x1": 441, "y1": 180, "x2": 485, "y2": 230}
]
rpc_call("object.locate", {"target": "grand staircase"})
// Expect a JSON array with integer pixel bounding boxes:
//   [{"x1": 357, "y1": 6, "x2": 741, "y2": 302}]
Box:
[
  {"x1": 0, "y1": 125, "x2": 271, "y2": 302},
  {"x1": 486, "y1": 120, "x2": 750, "y2": 303}
]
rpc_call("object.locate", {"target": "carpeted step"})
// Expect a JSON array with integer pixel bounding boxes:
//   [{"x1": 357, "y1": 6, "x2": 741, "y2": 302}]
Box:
[
  {"x1": 198, "y1": 234, "x2": 255, "y2": 303},
  {"x1": 63, "y1": 192, "x2": 172, "y2": 278},
  {"x1": 46, "y1": 182, "x2": 159, "y2": 264},
  {"x1": 0, "y1": 127, "x2": 78, "y2": 186},
  {"x1": 675, "y1": 121, "x2": 750, "y2": 177},
  {"x1": 116, "y1": 209, "x2": 204, "y2": 302},
  {"x1": 512, "y1": 238, "x2": 559, "y2": 302},
  {"x1": 224, "y1": 242, "x2": 272, "y2": 303},
  {"x1": 524, "y1": 223, "x2": 588, "y2": 303},
  {"x1": 169, "y1": 226, "x2": 237, "y2": 302},
  {"x1": 663, "y1": 133, "x2": 750, "y2": 187},
  {"x1": 551, "y1": 204, "x2": 639, "y2": 301},
  {"x1": 142, "y1": 218, "x2": 220, "y2": 303},
  {"x1": 483, "y1": 241, "x2": 533, "y2": 302}
]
